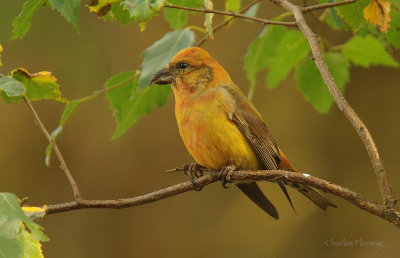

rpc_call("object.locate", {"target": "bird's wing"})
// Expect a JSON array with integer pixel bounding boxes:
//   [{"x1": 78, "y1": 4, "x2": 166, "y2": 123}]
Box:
[
  {"x1": 223, "y1": 86, "x2": 282, "y2": 170},
  {"x1": 223, "y1": 85, "x2": 337, "y2": 211},
  {"x1": 223, "y1": 85, "x2": 297, "y2": 213}
]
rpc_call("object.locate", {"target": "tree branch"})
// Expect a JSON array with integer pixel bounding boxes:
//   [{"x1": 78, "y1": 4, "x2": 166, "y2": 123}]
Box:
[
  {"x1": 267, "y1": 0, "x2": 398, "y2": 209},
  {"x1": 43, "y1": 169, "x2": 400, "y2": 226},
  {"x1": 23, "y1": 97, "x2": 82, "y2": 202},
  {"x1": 302, "y1": 0, "x2": 356, "y2": 13},
  {"x1": 164, "y1": 4, "x2": 297, "y2": 27}
]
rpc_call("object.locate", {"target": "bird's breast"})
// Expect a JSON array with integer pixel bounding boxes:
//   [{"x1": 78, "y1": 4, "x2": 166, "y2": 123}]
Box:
[{"x1": 174, "y1": 91, "x2": 261, "y2": 170}]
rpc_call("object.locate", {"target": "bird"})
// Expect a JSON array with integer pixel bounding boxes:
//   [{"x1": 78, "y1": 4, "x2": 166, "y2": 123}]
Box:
[{"x1": 150, "y1": 47, "x2": 336, "y2": 219}]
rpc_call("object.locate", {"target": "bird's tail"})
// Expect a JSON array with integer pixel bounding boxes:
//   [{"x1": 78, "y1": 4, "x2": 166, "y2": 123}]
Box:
[
  {"x1": 286, "y1": 181, "x2": 337, "y2": 210},
  {"x1": 236, "y1": 182, "x2": 279, "y2": 219},
  {"x1": 278, "y1": 149, "x2": 337, "y2": 210}
]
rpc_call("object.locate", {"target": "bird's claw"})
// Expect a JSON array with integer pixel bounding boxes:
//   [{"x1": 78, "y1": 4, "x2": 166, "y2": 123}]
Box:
[
  {"x1": 184, "y1": 163, "x2": 203, "y2": 191},
  {"x1": 220, "y1": 165, "x2": 236, "y2": 189}
]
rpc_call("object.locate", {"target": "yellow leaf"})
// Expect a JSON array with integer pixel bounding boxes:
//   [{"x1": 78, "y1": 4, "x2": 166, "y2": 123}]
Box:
[
  {"x1": 22, "y1": 206, "x2": 46, "y2": 220},
  {"x1": 11, "y1": 68, "x2": 68, "y2": 102},
  {"x1": 363, "y1": 0, "x2": 391, "y2": 33}
]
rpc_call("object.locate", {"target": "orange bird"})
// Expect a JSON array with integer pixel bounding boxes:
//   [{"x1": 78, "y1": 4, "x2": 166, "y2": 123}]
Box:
[{"x1": 151, "y1": 47, "x2": 336, "y2": 219}]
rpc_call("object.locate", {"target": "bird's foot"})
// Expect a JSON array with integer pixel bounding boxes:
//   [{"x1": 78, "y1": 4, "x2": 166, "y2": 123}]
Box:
[
  {"x1": 220, "y1": 165, "x2": 236, "y2": 189},
  {"x1": 183, "y1": 163, "x2": 204, "y2": 191}
]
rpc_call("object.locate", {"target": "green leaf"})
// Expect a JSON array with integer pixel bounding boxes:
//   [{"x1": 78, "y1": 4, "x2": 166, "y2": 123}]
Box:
[
  {"x1": 203, "y1": 0, "x2": 214, "y2": 39},
  {"x1": 295, "y1": 52, "x2": 349, "y2": 113},
  {"x1": 106, "y1": 71, "x2": 137, "y2": 112},
  {"x1": 107, "y1": 1, "x2": 134, "y2": 25},
  {"x1": 0, "y1": 193, "x2": 49, "y2": 258},
  {"x1": 225, "y1": 0, "x2": 241, "y2": 13},
  {"x1": 48, "y1": 0, "x2": 81, "y2": 29},
  {"x1": 224, "y1": 0, "x2": 241, "y2": 26},
  {"x1": 0, "y1": 77, "x2": 26, "y2": 97},
  {"x1": 266, "y1": 30, "x2": 310, "y2": 88},
  {"x1": 355, "y1": 23, "x2": 373, "y2": 37},
  {"x1": 342, "y1": 35, "x2": 399, "y2": 67},
  {"x1": 244, "y1": 26, "x2": 287, "y2": 96},
  {"x1": 336, "y1": 0, "x2": 369, "y2": 32},
  {"x1": 112, "y1": 85, "x2": 171, "y2": 139},
  {"x1": 45, "y1": 100, "x2": 80, "y2": 166},
  {"x1": 325, "y1": 7, "x2": 349, "y2": 31},
  {"x1": 385, "y1": 9, "x2": 400, "y2": 48},
  {"x1": 105, "y1": 71, "x2": 171, "y2": 139},
  {"x1": 122, "y1": 0, "x2": 164, "y2": 30},
  {"x1": 163, "y1": 0, "x2": 203, "y2": 29},
  {"x1": 11, "y1": 68, "x2": 68, "y2": 102},
  {"x1": 0, "y1": 92, "x2": 22, "y2": 104},
  {"x1": 138, "y1": 28, "x2": 195, "y2": 90},
  {"x1": 60, "y1": 100, "x2": 80, "y2": 126},
  {"x1": 12, "y1": 0, "x2": 46, "y2": 39}
]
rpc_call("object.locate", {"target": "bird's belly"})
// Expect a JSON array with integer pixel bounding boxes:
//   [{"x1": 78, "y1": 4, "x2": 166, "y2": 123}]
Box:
[{"x1": 177, "y1": 105, "x2": 261, "y2": 170}]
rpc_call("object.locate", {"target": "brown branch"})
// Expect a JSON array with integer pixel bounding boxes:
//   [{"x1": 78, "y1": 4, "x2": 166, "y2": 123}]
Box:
[
  {"x1": 196, "y1": 0, "x2": 262, "y2": 47},
  {"x1": 44, "y1": 173, "x2": 219, "y2": 214},
  {"x1": 43, "y1": 169, "x2": 400, "y2": 226},
  {"x1": 267, "y1": 0, "x2": 397, "y2": 209},
  {"x1": 164, "y1": 4, "x2": 297, "y2": 27},
  {"x1": 302, "y1": 0, "x2": 356, "y2": 13},
  {"x1": 179, "y1": 0, "x2": 356, "y2": 47},
  {"x1": 23, "y1": 97, "x2": 82, "y2": 202}
]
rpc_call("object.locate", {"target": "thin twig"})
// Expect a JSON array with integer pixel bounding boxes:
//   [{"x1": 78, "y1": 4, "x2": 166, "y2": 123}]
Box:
[
  {"x1": 196, "y1": 0, "x2": 262, "y2": 47},
  {"x1": 43, "y1": 169, "x2": 400, "y2": 226},
  {"x1": 164, "y1": 4, "x2": 297, "y2": 27},
  {"x1": 23, "y1": 96, "x2": 82, "y2": 202},
  {"x1": 77, "y1": 74, "x2": 138, "y2": 104},
  {"x1": 302, "y1": 0, "x2": 356, "y2": 13},
  {"x1": 268, "y1": 0, "x2": 398, "y2": 209}
]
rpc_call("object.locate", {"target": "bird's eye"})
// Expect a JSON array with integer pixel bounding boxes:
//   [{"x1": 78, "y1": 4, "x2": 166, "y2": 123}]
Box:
[{"x1": 176, "y1": 62, "x2": 189, "y2": 70}]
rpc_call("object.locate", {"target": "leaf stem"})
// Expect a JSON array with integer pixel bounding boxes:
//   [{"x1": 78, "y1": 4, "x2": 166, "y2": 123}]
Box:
[{"x1": 77, "y1": 74, "x2": 138, "y2": 104}]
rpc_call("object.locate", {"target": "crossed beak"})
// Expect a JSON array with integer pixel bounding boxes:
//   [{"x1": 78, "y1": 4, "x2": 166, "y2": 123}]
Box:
[{"x1": 150, "y1": 68, "x2": 174, "y2": 86}]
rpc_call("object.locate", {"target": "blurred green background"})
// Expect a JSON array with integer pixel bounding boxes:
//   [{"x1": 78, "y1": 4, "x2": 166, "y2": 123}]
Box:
[{"x1": 1, "y1": 0, "x2": 399, "y2": 257}]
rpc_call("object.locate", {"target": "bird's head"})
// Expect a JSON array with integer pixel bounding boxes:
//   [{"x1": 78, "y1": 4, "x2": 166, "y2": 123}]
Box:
[{"x1": 150, "y1": 47, "x2": 231, "y2": 95}]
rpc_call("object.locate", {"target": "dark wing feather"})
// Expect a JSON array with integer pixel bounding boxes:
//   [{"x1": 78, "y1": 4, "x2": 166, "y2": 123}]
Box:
[{"x1": 224, "y1": 86, "x2": 281, "y2": 170}]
